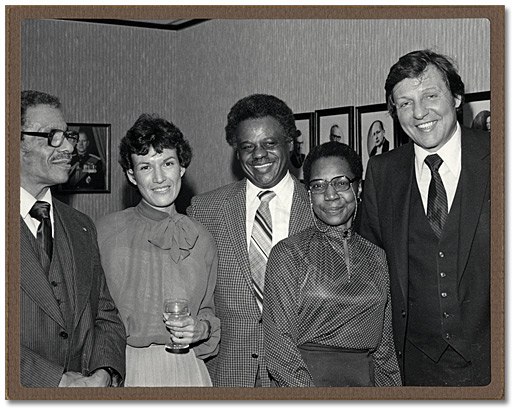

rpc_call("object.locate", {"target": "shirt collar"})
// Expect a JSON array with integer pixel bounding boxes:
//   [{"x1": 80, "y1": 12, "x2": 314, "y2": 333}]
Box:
[
  {"x1": 414, "y1": 122, "x2": 462, "y2": 177},
  {"x1": 20, "y1": 187, "x2": 53, "y2": 219},
  {"x1": 246, "y1": 171, "x2": 292, "y2": 205}
]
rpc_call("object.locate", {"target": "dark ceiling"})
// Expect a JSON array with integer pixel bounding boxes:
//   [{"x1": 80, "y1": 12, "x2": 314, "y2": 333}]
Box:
[{"x1": 61, "y1": 19, "x2": 209, "y2": 31}]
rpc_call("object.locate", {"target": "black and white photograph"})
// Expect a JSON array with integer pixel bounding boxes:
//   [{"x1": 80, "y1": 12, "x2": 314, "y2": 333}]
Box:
[
  {"x1": 289, "y1": 112, "x2": 315, "y2": 181},
  {"x1": 315, "y1": 105, "x2": 355, "y2": 146},
  {"x1": 58, "y1": 123, "x2": 110, "y2": 193},
  {"x1": 356, "y1": 103, "x2": 396, "y2": 178},
  {"x1": 6, "y1": 5, "x2": 505, "y2": 403},
  {"x1": 462, "y1": 91, "x2": 491, "y2": 132}
]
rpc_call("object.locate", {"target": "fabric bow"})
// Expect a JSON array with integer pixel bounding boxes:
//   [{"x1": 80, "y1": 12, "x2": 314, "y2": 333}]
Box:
[{"x1": 148, "y1": 215, "x2": 199, "y2": 263}]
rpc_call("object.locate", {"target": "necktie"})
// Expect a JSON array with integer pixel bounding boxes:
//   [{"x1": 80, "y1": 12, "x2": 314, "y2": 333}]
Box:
[
  {"x1": 249, "y1": 190, "x2": 276, "y2": 312},
  {"x1": 29, "y1": 201, "x2": 53, "y2": 269},
  {"x1": 424, "y1": 154, "x2": 448, "y2": 239}
]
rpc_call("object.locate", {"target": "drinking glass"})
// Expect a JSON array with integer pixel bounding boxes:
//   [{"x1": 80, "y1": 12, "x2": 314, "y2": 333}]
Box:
[{"x1": 163, "y1": 298, "x2": 190, "y2": 353}]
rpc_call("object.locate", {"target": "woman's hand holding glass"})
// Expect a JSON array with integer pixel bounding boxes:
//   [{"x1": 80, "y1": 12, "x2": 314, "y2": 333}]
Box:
[{"x1": 165, "y1": 316, "x2": 210, "y2": 346}]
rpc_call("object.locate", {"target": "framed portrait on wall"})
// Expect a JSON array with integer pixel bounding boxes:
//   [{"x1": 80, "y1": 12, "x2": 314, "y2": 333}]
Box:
[
  {"x1": 57, "y1": 123, "x2": 111, "y2": 193},
  {"x1": 315, "y1": 106, "x2": 354, "y2": 146},
  {"x1": 356, "y1": 103, "x2": 396, "y2": 178},
  {"x1": 290, "y1": 112, "x2": 315, "y2": 180},
  {"x1": 461, "y1": 91, "x2": 491, "y2": 132}
]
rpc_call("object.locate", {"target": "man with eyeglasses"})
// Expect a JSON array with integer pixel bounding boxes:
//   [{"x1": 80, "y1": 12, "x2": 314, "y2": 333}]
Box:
[
  {"x1": 359, "y1": 50, "x2": 490, "y2": 386},
  {"x1": 19, "y1": 90, "x2": 126, "y2": 387},
  {"x1": 187, "y1": 94, "x2": 313, "y2": 387}
]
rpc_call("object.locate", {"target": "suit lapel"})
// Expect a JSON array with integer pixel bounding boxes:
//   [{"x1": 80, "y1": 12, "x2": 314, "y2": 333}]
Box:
[
  {"x1": 289, "y1": 176, "x2": 312, "y2": 235},
  {"x1": 20, "y1": 218, "x2": 66, "y2": 328},
  {"x1": 457, "y1": 129, "x2": 490, "y2": 280},
  {"x1": 390, "y1": 144, "x2": 415, "y2": 301},
  {"x1": 222, "y1": 180, "x2": 255, "y2": 291},
  {"x1": 53, "y1": 200, "x2": 93, "y2": 330}
]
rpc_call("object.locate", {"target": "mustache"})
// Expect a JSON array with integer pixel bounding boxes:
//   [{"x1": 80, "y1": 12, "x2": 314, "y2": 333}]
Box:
[{"x1": 51, "y1": 152, "x2": 72, "y2": 163}]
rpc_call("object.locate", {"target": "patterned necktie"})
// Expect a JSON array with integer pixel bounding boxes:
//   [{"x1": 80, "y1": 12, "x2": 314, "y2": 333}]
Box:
[
  {"x1": 249, "y1": 190, "x2": 276, "y2": 311},
  {"x1": 424, "y1": 154, "x2": 448, "y2": 239},
  {"x1": 29, "y1": 201, "x2": 53, "y2": 270}
]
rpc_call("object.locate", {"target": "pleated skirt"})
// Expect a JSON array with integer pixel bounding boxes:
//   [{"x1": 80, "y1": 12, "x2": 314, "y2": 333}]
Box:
[{"x1": 124, "y1": 344, "x2": 212, "y2": 387}]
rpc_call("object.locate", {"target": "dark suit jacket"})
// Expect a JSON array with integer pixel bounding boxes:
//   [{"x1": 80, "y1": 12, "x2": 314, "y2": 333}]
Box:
[
  {"x1": 359, "y1": 127, "x2": 490, "y2": 384},
  {"x1": 20, "y1": 197, "x2": 126, "y2": 387},
  {"x1": 187, "y1": 175, "x2": 313, "y2": 387},
  {"x1": 369, "y1": 138, "x2": 390, "y2": 157}
]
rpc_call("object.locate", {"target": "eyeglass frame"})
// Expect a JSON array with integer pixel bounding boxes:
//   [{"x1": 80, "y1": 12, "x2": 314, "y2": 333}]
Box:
[
  {"x1": 21, "y1": 129, "x2": 79, "y2": 148},
  {"x1": 308, "y1": 174, "x2": 359, "y2": 194}
]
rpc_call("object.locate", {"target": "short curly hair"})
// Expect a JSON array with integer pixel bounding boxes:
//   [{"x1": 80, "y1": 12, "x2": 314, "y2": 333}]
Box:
[
  {"x1": 119, "y1": 114, "x2": 192, "y2": 172},
  {"x1": 303, "y1": 141, "x2": 362, "y2": 189},
  {"x1": 225, "y1": 94, "x2": 300, "y2": 148},
  {"x1": 21, "y1": 90, "x2": 61, "y2": 128},
  {"x1": 385, "y1": 49, "x2": 465, "y2": 120}
]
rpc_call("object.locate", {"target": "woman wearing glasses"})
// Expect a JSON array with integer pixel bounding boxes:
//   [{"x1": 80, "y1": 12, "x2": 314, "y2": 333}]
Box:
[{"x1": 263, "y1": 141, "x2": 401, "y2": 387}]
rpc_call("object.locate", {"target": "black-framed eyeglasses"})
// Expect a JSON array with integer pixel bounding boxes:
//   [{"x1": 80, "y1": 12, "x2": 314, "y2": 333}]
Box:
[
  {"x1": 21, "y1": 129, "x2": 79, "y2": 148},
  {"x1": 309, "y1": 175, "x2": 357, "y2": 194}
]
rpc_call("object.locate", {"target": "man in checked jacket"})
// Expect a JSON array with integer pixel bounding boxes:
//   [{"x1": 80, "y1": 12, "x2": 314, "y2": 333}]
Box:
[{"x1": 188, "y1": 94, "x2": 313, "y2": 387}]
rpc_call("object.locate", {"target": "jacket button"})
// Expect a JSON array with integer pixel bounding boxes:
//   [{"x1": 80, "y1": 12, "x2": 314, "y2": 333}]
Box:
[
  {"x1": 401, "y1": 310, "x2": 406, "y2": 317},
  {"x1": 440, "y1": 272, "x2": 446, "y2": 278},
  {"x1": 51, "y1": 281, "x2": 58, "y2": 287},
  {"x1": 258, "y1": 318, "x2": 263, "y2": 324},
  {"x1": 251, "y1": 353, "x2": 259, "y2": 358},
  {"x1": 441, "y1": 292, "x2": 448, "y2": 298},
  {"x1": 59, "y1": 331, "x2": 68, "y2": 339},
  {"x1": 439, "y1": 251, "x2": 445, "y2": 258},
  {"x1": 445, "y1": 333, "x2": 452, "y2": 340},
  {"x1": 397, "y1": 351, "x2": 403, "y2": 357}
]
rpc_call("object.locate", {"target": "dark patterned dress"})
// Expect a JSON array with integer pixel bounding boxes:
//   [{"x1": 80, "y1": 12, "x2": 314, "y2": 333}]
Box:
[{"x1": 263, "y1": 225, "x2": 401, "y2": 387}]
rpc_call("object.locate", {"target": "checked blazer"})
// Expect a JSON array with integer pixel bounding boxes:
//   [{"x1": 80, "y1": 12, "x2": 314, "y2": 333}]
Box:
[
  {"x1": 187, "y1": 175, "x2": 313, "y2": 387},
  {"x1": 20, "y1": 197, "x2": 126, "y2": 387},
  {"x1": 359, "y1": 127, "x2": 491, "y2": 385}
]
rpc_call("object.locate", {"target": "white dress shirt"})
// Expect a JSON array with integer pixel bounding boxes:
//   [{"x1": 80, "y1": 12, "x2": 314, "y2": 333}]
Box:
[
  {"x1": 246, "y1": 171, "x2": 294, "y2": 250},
  {"x1": 414, "y1": 122, "x2": 462, "y2": 214},
  {"x1": 20, "y1": 187, "x2": 55, "y2": 237}
]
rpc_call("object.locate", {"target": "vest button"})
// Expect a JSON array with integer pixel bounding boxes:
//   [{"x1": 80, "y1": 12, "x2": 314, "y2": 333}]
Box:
[
  {"x1": 438, "y1": 251, "x2": 445, "y2": 258},
  {"x1": 59, "y1": 331, "x2": 68, "y2": 339},
  {"x1": 445, "y1": 332, "x2": 452, "y2": 340},
  {"x1": 401, "y1": 310, "x2": 406, "y2": 317},
  {"x1": 441, "y1": 292, "x2": 448, "y2": 298},
  {"x1": 443, "y1": 312, "x2": 450, "y2": 318},
  {"x1": 440, "y1": 272, "x2": 446, "y2": 278},
  {"x1": 251, "y1": 353, "x2": 259, "y2": 358}
]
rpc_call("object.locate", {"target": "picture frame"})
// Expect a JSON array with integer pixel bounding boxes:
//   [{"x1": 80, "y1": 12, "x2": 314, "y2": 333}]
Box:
[
  {"x1": 57, "y1": 123, "x2": 111, "y2": 193},
  {"x1": 290, "y1": 112, "x2": 315, "y2": 181},
  {"x1": 315, "y1": 105, "x2": 355, "y2": 146},
  {"x1": 356, "y1": 103, "x2": 396, "y2": 178},
  {"x1": 461, "y1": 91, "x2": 491, "y2": 132}
]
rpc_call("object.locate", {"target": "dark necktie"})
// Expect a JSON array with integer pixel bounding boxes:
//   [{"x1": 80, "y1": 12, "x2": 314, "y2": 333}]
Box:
[
  {"x1": 249, "y1": 190, "x2": 276, "y2": 312},
  {"x1": 424, "y1": 154, "x2": 448, "y2": 239},
  {"x1": 29, "y1": 201, "x2": 53, "y2": 269}
]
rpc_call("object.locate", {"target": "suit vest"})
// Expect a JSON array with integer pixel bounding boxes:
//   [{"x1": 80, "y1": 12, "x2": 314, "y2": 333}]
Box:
[
  {"x1": 25, "y1": 210, "x2": 78, "y2": 370},
  {"x1": 407, "y1": 176, "x2": 471, "y2": 362}
]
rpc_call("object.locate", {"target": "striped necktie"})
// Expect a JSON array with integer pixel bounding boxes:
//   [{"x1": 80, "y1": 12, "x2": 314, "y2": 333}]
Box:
[
  {"x1": 29, "y1": 201, "x2": 53, "y2": 272},
  {"x1": 425, "y1": 154, "x2": 448, "y2": 239},
  {"x1": 249, "y1": 190, "x2": 276, "y2": 311}
]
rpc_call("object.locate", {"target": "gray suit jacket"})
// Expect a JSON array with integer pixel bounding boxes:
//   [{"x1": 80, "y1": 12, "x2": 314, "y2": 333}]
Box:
[
  {"x1": 20, "y1": 197, "x2": 126, "y2": 387},
  {"x1": 187, "y1": 175, "x2": 313, "y2": 387}
]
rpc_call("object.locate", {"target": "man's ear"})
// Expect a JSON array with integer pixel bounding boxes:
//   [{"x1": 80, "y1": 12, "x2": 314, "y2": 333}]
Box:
[
  {"x1": 180, "y1": 166, "x2": 186, "y2": 178},
  {"x1": 454, "y1": 94, "x2": 462, "y2": 109},
  {"x1": 126, "y1": 169, "x2": 137, "y2": 186}
]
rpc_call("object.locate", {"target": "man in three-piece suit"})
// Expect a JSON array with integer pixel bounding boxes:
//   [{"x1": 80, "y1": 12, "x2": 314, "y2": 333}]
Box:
[
  {"x1": 20, "y1": 90, "x2": 126, "y2": 387},
  {"x1": 188, "y1": 94, "x2": 313, "y2": 387},
  {"x1": 360, "y1": 50, "x2": 490, "y2": 386}
]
